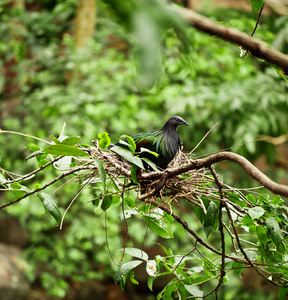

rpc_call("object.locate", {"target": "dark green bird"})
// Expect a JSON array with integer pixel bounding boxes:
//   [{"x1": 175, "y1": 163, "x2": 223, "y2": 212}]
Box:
[{"x1": 111, "y1": 116, "x2": 189, "y2": 170}]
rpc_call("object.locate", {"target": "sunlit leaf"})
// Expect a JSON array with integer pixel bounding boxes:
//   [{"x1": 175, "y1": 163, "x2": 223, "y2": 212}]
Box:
[
  {"x1": 43, "y1": 144, "x2": 89, "y2": 157},
  {"x1": 61, "y1": 136, "x2": 81, "y2": 146},
  {"x1": 140, "y1": 147, "x2": 159, "y2": 157},
  {"x1": 246, "y1": 194, "x2": 256, "y2": 204},
  {"x1": 143, "y1": 209, "x2": 173, "y2": 238},
  {"x1": 148, "y1": 276, "x2": 154, "y2": 291},
  {"x1": 184, "y1": 284, "x2": 204, "y2": 297},
  {"x1": 248, "y1": 207, "x2": 265, "y2": 220},
  {"x1": 140, "y1": 157, "x2": 159, "y2": 172},
  {"x1": 120, "y1": 247, "x2": 149, "y2": 261},
  {"x1": 10, "y1": 182, "x2": 28, "y2": 198},
  {"x1": 245, "y1": 250, "x2": 258, "y2": 261},
  {"x1": 129, "y1": 269, "x2": 139, "y2": 285},
  {"x1": 242, "y1": 215, "x2": 253, "y2": 226},
  {"x1": 98, "y1": 132, "x2": 111, "y2": 149},
  {"x1": 26, "y1": 143, "x2": 41, "y2": 152},
  {"x1": 272, "y1": 195, "x2": 284, "y2": 205},
  {"x1": 50, "y1": 135, "x2": 61, "y2": 144},
  {"x1": 110, "y1": 146, "x2": 145, "y2": 169},
  {"x1": 114, "y1": 260, "x2": 143, "y2": 283},
  {"x1": 124, "y1": 197, "x2": 135, "y2": 208},
  {"x1": 120, "y1": 134, "x2": 136, "y2": 154},
  {"x1": 146, "y1": 260, "x2": 157, "y2": 277}
]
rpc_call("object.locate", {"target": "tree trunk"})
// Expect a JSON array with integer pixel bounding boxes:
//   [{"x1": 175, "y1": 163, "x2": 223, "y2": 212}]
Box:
[{"x1": 74, "y1": 0, "x2": 97, "y2": 48}]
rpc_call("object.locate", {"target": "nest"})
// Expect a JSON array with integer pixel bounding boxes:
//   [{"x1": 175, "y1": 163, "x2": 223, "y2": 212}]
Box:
[{"x1": 84, "y1": 142, "x2": 222, "y2": 213}]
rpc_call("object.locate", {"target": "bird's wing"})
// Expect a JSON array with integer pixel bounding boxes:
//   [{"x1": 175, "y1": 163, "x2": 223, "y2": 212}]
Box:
[{"x1": 132, "y1": 130, "x2": 164, "y2": 153}]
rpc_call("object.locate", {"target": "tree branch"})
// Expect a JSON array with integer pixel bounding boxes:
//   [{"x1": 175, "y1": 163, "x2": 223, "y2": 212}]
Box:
[
  {"x1": 140, "y1": 151, "x2": 288, "y2": 197},
  {"x1": 170, "y1": 5, "x2": 288, "y2": 74}
]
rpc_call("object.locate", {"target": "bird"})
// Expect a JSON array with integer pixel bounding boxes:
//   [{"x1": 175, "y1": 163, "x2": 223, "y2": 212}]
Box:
[{"x1": 110, "y1": 116, "x2": 189, "y2": 170}]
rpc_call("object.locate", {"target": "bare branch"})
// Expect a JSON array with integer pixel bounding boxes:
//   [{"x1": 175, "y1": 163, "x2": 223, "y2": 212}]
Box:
[
  {"x1": 170, "y1": 5, "x2": 288, "y2": 74},
  {"x1": 140, "y1": 151, "x2": 288, "y2": 197}
]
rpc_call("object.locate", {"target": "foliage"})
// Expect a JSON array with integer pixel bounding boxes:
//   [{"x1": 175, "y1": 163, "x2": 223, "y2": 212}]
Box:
[
  {"x1": 1, "y1": 132, "x2": 288, "y2": 299},
  {"x1": 0, "y1": 0, "x2": 288, "y2": 298}
]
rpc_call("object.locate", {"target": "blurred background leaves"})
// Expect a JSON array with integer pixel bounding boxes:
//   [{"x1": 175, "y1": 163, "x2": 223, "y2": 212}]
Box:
[{"x1": 0, "y1": 0, "x2": 288, "y2": 299}]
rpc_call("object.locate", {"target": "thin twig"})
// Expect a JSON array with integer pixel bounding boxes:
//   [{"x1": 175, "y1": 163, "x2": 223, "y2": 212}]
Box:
[
  {"x1": 190, "y1": 122, "x2": 218, "y2": 154},
  {"x1": 0, "y1": 130, "x2": 52, "y2": 145},
  {"x1": 4, "y1": 156, "x2": 64, "y2": 185},
  {"x1": 0, "y1": 166, "x2": 92, "y2": 209},
  {"x1": 60, "y1": 183, "x2": 88, "y2": 229}
]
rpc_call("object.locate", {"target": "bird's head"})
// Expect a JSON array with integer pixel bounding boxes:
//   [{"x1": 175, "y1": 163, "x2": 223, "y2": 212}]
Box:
[{"x1": 166, "y1": 116, "x2": 189, "y2": 127}]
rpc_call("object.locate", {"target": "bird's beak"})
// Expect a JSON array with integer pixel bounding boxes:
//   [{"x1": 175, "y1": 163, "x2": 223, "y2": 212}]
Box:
[{"x1": 183, "y1": 120, "x2": 189, "y2": 126}]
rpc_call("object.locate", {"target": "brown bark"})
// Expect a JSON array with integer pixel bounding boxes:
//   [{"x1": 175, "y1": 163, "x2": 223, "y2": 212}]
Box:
[
  {"x1": 140, "y1": 151, "x2": 288, "y2": 198},
  {"x1": 170, "y1": 5, "x2": 288, "y2": 74}
]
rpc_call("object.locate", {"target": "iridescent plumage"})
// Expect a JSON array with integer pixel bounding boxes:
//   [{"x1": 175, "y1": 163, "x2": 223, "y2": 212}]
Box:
[{"x1": 112, "y1": 116, "x2": 189, "y2": 169}]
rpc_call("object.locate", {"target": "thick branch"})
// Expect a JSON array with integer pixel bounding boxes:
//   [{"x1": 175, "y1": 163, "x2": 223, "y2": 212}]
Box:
[
  {"x1": 140, "y1": 152, "x2": 288, "y2": 197},
  {"x1": 170, "y1": 5, "x2": 288, "y2": 74}
]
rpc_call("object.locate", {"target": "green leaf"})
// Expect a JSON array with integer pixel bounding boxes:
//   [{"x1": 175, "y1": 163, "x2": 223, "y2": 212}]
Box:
[
  {"x1": 121, "y1": 209, "x2": 138, "y2": 220},
  {"x1": 101, "y1": 195, "x2": 113, "y2": 211},
  {"x1": 129, "y1": 270, "x2": 139, "y2": 285},
  {"x1": 50, "y1": 135, "x2": 61, "y2": 144},
  {"x1": 61, "y1": 136, "x2": 81, "y2": 146},
  {"x1": 10, "y1": 182, "x2": 27, "y2": 198},
  {"x1": 266, "y1": 216, "x2": 283, "y2": 247},
  {"x1": 131, "y1": 164, "x2": 139, "y2": 184},
  {"x1": 37, "y1": 192, "x2": 61, "y2": 224},
  {"x1": 242, "y1": 215, "x2": 253, "y2": 226},
  {"x1": 124, "y1": 197, "x2": 135, "y2": 208},
  {"x1": 140, "y1": 157, "x2": 159, "y2": 172},
  {"x1": 43, "y1": 144, "x2": 89, "y2": 157},
  {"x1": 203, "y1": 201, "x2": 218, "y2": 238},
  {"x1": 94, "y1": 158, "x2": 106, "y2": 194},
  {"x1": 278, "y1": 287, "x2": 288, "y2": 300},
  {"x1": 272, "y1": 195, "x2": 284, "y2": 205},
  {"x1": 148, "y1": 276, "x2": 154, "y2": 291},
  {"x1": 256, "y1": 225, "x2": 269, "y2": 245},
  {"x1": 246, "y1": 194, "x2": 256, "y2": 204},
  {"x1": 140, "y1": 147, "x2": 159, "y2": 157},
  {"x1": 121, "y1": 247, "x2": 149, "y2": 261},
  {"x1": 26, "y1": 143, "x2": 41, "y2": 152},
  {"x1": 245, "y1": 250, "x2": 258, "y2": 261},
  {"x1": 143, "y1": 209, "x2": 173, "y2": 238},
  {"x1": 120, "y1": 134, "x2": 136, "y2": 154},
  {"x1": 248, "y1": 207, "x2": 265, "y2": 220},
  {"x1": 38, "y1": 159, "x2": 50, "y2": 168},
  {"x1": 194, "y1": 205, "x2": 206, "y2": 223},
  {"x1": 232, "y1": 262, "x2": 245, "y2": 278},
  {"x1": 184, "y1": 284, "x2": 204, "y2": 297},
  {"x1": 114, "y1": 260, "x2": 143, "y2": 283},
  {"x1": 249, "y1": 0, "x2": 265, "y2": 11},
  {"x1": 0, "y1": 173, "x2": 6, "y2": 185},
  {"x1": 98, "y1": 132, "x2": 111, "y2": 149},
  {"x1": 25, "y1": 150, "x2": 46, "y2": 161},
  {"x1": 110, "y1": 146, "x2": 145, "y2": 169}
]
